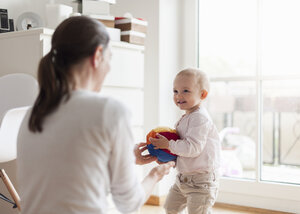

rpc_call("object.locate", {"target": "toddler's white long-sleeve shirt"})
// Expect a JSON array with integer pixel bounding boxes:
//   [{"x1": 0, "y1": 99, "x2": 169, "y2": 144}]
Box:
[
  {"x1": 17, "y1": 90, "x2": 145, "y2": 214},
  {"x1": 169, "y1": 106, "x2": 221, "y2": 174}
]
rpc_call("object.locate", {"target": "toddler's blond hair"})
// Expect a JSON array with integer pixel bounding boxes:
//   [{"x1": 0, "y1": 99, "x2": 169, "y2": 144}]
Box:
[{"x1": 176, "y1": 68, "x2": 210, "y2": 93}]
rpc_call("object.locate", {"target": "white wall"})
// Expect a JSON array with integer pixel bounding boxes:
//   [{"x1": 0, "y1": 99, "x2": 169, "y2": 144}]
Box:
[
  {"x1": 157, "y1": 0, "x2": 182, "y2": 196},
  {"x1": 111, "y1": 0, "x2": 184, "y2": 196},
  {"x1": 158, "y1": 0, "x2": 182, "y2": 127},
  {"x1": 181, "y1": 0, "x2": 198, "y2": 68},
  {"x1": 111, "y1": 0, "x2": 161, "y2": 133},
  {"x1": 1, "y1": 0, "x2": 33, "y2": 22}
]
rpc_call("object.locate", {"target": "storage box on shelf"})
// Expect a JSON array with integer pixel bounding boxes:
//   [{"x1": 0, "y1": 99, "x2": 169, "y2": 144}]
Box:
[
  {"x1": 115, "y1": 17, "x2": 147, "y2": 33},
  {"x1": 120, "y1": 30, "x2": 145, "y2": 46},
  {"x1": 85, "y1": 14, "x2": 120, "y2": 42},
  {"x1": 88, "y1": 14, "x2": 115, "y2": 28},
  {"x1": 115, "y1": 17, "x2": 148, "y2": 45},
  {"x1": 83, "y1": 0, "x2": 120, "y2": 42},
  {"x1": 82, "y1": 0, "x2": 116, "y2": 16}
]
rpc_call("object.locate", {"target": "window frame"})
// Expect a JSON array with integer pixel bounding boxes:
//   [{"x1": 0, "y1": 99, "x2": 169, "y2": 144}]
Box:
[{"x1": 191, "y1": 0, "x2": 300, "y2": 212}]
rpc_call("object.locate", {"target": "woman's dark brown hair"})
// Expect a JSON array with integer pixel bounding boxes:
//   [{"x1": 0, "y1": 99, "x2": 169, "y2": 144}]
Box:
[{"x1": 29, "y1": 16, "x2": 110, "y2": 132}]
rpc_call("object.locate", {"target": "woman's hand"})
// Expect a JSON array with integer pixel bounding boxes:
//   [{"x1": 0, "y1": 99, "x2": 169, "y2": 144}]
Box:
[
  {"x1": 134, "y1": 142, "x2": 157, "y2": 165},
  {"x1": 149, "y1": 161, "x2": 175, "y2": 182},
  {"x1": 156, "y1": 160, "x2": 176, "y2": 168}
]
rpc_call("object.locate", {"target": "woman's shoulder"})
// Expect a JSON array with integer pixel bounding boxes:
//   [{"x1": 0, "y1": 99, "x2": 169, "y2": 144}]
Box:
[
  {"x1": 104, "y1": 97, "x2": 130, "y2": 115},
  {"x1": 72, "y1": 90, "x2": 120, "y2": 105},
  {"x1": 70, "y1": 90, "x2": 129, "y2": 115},
  {"x1": 91, "y1": 93, "x2": 130, "y2": 118},
  {"x1": 70, "y1": 91, "x2": 132, "y2": 125}
]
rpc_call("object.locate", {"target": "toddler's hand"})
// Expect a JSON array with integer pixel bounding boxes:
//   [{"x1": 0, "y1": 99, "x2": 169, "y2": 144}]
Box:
[{"x1": 150, "y1": 134, "x2": 169, "y2": 149}]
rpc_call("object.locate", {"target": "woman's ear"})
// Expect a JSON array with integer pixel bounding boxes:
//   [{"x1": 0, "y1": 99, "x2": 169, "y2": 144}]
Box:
[
  {"x1": 201, "y1": 89, "x2": 208, "y2": 100},
  {"x1": 92, "y1": 46, "x2": 103, "y2": 68}
]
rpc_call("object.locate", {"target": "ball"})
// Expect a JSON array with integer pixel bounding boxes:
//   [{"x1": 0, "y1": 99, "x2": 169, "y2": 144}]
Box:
[{"x1": 146, "y1": 127, "x2": 179, "y2": 162}]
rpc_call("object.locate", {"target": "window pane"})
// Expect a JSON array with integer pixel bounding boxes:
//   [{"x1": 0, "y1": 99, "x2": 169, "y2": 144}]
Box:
[
  {"x1": 262, "y1": 0, "x2": 300, "y2": 76},
  {"x1": 199, "y1": 0, "x2": 257, "y2": 77},
  {"x1": 207, "y1": 81, "x2": 256, "y2": 179},
  {"x1": 262, "y1": 80, "x2": 300, "y2": 184}
]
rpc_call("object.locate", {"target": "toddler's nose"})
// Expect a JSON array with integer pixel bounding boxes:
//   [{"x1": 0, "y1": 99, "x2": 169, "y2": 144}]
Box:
[{"x1": 176, "y1": 93, "x2": 183, "y2": 98}]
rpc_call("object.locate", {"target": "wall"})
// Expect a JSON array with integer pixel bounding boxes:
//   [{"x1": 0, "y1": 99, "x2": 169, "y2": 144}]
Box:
[
  {"x1": 111, "y1": 0, "x2": 183, "y2": 197},
  {"x1": 181, "y1": 0, "x2": 198, "y2": 68},
  {"x1": 111, "y1": 0, "x2": 161, "y2": 133},
  {"x1": 1, "y1": 0, "x2": 33, "y2": 22}
]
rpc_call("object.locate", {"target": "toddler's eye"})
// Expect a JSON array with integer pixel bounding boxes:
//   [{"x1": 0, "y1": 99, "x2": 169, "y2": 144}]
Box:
[
  {"x1": 173, "y1": 90, "x2": 178, "y2": 94},
  {"x1": 183, "y1": 89, "x2": 189, "y2": 93}
]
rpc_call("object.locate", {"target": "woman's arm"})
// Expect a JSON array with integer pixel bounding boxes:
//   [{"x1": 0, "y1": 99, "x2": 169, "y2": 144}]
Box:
[
  {"x1": 134, "y1": 143, "x2": 174, "y2": 199},
  {"x1": 107, "y1": 102, "x2": 173, "y2": 213},
  {"x1": 141, "y1": 161, "x2": 175, "y2": 200}
]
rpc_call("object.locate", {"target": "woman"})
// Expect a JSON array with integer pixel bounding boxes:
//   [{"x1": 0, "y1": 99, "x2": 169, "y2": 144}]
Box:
[{"x1": 17, "y1": 16, "x2": 174, "y2": 214}]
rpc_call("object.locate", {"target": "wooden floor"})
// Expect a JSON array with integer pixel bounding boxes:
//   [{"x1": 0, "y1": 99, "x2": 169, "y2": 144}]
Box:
[{"x1": 138, "y1": 203, "x2": 290, "y2": 214}]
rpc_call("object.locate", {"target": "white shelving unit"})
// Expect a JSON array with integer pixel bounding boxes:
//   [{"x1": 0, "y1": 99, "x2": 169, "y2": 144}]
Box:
[
  {"x1": 0, "y1": 28, "x2": 53, "y2": 78},
  {"x1": 103, "y1": 40, "x2": 145, "y2": 143},
  {"x1": 0, "y1": 27, "x2": 145, "y2": 140}
]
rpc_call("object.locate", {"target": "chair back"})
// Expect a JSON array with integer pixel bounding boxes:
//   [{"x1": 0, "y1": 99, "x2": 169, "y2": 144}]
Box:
[
  {"x1": 0, "y1": 73, "x2": 38, "y2": 162},
  {"x1": 0, "y1": 107, "x2": 30, "y2": 162},
  {"x1": 0, "y1": 73, "x2": 37, "y2": 212},
  {"x1": 0, "y1": 73, "x2": 38, "y2": 123}
]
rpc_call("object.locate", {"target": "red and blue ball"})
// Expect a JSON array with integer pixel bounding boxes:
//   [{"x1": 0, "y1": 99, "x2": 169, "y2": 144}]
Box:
[{"x1": 146, "y1": 127, "x2": 179, "y2": 162}]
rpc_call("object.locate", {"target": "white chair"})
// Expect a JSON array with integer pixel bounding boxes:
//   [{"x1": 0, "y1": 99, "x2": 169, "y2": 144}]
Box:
[
  {"x1": 0, "y1": 107, "x2": 29, "y2": 212},
  {"x1": 0, "y1": 73, "x2": 38, "y2": 161},
  {"x1": 0, "y1": 73, "x2": 38, "y2": 123},
  {"x1": 0, "y1": 73, "x2": 38, "y2": 212},
  {"x1": 0, "y1": 107, "x2": 30, "y2": 162}
]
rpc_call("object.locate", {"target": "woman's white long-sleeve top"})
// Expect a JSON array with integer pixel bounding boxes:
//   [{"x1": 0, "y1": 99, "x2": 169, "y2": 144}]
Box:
[{"x1": 17, "y1": 90, "x2": 145, "y2": 214}]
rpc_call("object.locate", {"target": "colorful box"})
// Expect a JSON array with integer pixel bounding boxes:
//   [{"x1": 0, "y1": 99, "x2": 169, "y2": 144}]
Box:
[
  {"x1": 87, "y1": 14, "x2": 115, "y2": 28},
  {"x1": 115, "y1": 17, "x2": 147, "y2": 33},
  {"x1": 120, "y1": 30, "x2": 145, "y2": 45}
]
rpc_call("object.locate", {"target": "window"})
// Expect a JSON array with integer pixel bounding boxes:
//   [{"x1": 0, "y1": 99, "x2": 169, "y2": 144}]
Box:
[{"x1": 198, "y1": 0, "x2": 300, "y2": 211}]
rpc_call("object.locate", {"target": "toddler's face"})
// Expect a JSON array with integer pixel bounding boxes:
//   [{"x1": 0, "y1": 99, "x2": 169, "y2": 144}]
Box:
[{"x1": 173, "y1": 74, "x2": 202, "y2": 114}]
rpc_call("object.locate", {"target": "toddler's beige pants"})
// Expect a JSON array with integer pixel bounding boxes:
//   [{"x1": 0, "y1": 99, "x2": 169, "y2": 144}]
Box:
[{"x1": 164, "y1": 172, "x2": 219, "y2": 214}]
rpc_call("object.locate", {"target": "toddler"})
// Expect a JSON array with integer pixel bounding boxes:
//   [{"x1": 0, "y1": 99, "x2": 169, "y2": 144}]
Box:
[{"x1": 150, "y1": 68, "x2": 221, "y2": 214}]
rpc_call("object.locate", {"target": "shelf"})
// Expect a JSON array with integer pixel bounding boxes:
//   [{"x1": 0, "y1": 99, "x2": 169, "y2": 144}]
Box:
[
  {"x1": 111, "y1": 41, "x2": 145, "y2": 51},
  {"x1": 0, "y1": 27, "x2": 144, "y2": 51},
  {"x1": 0, "y1": 28, "x2": 54, "y2": 39}
]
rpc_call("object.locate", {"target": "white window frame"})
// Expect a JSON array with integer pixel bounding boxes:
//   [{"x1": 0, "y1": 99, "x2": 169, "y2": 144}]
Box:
[{"x1": 183, "y1": 0, "x2": 300, "y2": 212}]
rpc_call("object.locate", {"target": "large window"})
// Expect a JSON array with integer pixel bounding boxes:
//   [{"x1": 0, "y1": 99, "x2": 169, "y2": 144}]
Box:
[{"x1": 199, "y1": 0, "x2": 300, "y2": 186}]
